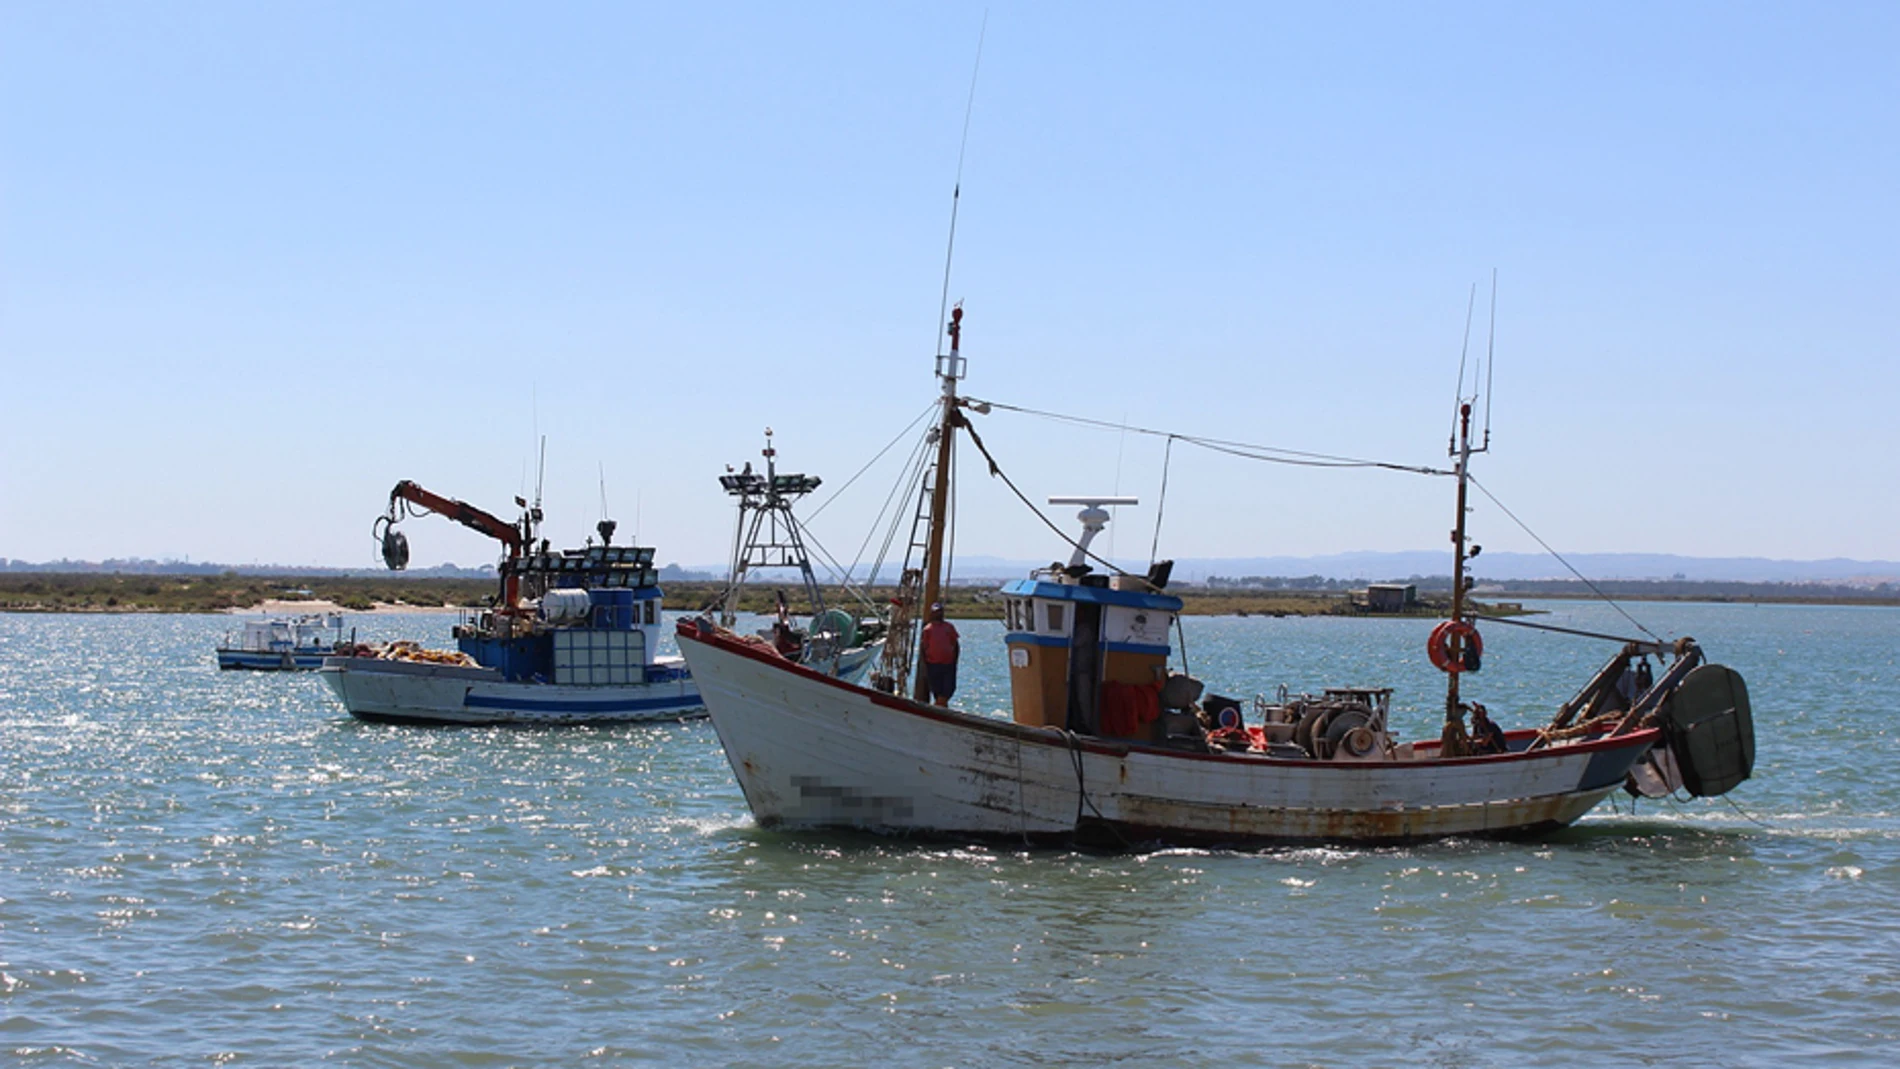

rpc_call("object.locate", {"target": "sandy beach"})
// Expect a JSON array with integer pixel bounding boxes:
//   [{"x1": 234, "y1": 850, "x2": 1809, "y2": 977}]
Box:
[{"x1": 226, "y1": 599, "x2": 465, "y2": 616}]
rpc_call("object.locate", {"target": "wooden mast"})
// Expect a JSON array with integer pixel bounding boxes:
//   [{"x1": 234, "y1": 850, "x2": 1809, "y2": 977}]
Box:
[
  {"x1": 1442, "y1": 401, "x2": 1475, "y2": 754},
  {"x1": 912, "y1": 305, "x2": 963, "y2": 701}
]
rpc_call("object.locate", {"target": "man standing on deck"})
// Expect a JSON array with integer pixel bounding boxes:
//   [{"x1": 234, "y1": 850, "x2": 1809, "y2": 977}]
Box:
[{"x1": 922, "y1": 602, "x2": 960, "y2": 707}]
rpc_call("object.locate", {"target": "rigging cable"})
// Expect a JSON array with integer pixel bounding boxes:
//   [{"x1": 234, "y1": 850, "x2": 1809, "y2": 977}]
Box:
[
  {"x1": 1148, "y1": 434, "x2": 1176, "y2": 569},
  {"x1": 1465, "y1": 473, "x2": 1663, "y2": 643},
  {"x1": 841, "y1": 416, "x2": 935, "y2": 588},
  {"x1": 964, "y1": 397, "x2": 1451, "y2": 476},
  {"x1": 871, "y1": 431, "x2": 935, "y2": 582},
  {"x1": 945, "y1": 419, "x2": 959, "y2": 598},
  {"x1": 959, "y1": 418, "x2": 1129, "y2": 576},
  {"x1": 792, "y1": 521, "x2": 880, "y2": 612},
  {"x1": 805, "y1": 402, "x2": 938, "y2": 522}
]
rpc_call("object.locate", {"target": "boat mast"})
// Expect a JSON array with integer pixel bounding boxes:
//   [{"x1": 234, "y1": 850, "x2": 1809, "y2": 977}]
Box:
[
  {"x1": 911, "y1": 305, "x2": 964, "y2": 702},
  {"x1": 1444, "y1": 401, "x2": 1475, "y2": 750},
  {"x1": 1440, "y1": 275, "x2": 1498, "y2": 756}
]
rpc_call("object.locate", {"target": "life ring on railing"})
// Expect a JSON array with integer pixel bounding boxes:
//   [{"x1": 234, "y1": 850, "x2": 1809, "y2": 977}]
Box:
[{"x1": 1427, "y1": 620, "x2": 1483, "y2": 674}]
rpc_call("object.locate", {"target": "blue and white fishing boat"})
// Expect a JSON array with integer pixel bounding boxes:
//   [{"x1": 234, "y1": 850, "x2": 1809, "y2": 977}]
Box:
[
  {"x1": 216, "y1": 613, "x2": 347, "y2": 671},
  {"x1": 318, "y1": 480, "x2": 704, "y2": 726}
]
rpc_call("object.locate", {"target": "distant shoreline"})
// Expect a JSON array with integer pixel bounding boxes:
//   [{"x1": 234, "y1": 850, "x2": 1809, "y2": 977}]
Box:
[{"x1": 2, "y1": 572, "x2": 1895, "y2": 617}]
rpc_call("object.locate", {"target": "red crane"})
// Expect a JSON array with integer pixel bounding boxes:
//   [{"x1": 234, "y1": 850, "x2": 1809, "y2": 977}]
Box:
[{"x1": 374, "y1": 480, "x2": 541, "y2": 608}]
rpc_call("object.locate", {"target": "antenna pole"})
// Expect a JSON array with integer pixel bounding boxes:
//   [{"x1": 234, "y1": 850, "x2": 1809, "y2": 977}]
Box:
[
  {"x1": 535, "y1": 437, "x2": 547, "y2": 510},
  {"x1": 1452, "y1": 283, "x2": 1475, "y2": 453},
  {"x1": 1483, "y1": 269, "x2": 1497, "y2": 448},
  {"x1": 934, "y1": 13, "x2": 986, "y2": 356}
]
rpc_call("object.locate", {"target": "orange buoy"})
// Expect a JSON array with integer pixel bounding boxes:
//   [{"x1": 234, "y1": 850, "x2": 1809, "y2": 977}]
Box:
[{"x1": 1428, "y1": 620, "x2": 1483, "y2": 674}]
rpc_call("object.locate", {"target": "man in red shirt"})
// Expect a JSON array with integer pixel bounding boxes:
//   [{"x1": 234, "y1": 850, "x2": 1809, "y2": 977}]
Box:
[{"x1": 921, "y1": 602, "x2": 960, "y2": 707}]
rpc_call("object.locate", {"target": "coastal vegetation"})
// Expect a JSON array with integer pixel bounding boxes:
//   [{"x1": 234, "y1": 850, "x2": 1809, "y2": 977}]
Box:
[
  {"x1": 3, "y1": 572, "x2": 1893, "y2": 616},
  {"x1": 0, "y1": 574, "x2": 1501, "y2": 618},
  {"x1": 0, "y1": 573, "x2": 494, "y2": 613}
]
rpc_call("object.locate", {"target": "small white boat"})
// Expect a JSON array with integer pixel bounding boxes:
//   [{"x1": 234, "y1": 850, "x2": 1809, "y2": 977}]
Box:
[
  {"x1": 319, "y1": 480, "x2": 704, "y2": 726},
  {"x1": 216, "y1": 613, "x2": 346, "y2": 671}
]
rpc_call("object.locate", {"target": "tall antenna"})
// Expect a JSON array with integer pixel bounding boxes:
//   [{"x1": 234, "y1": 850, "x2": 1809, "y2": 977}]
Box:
[
  {"x1": 534, "y1": 436, "x2": 547, "y2": 510},
  {"x1": 1451, "y1": 282, "x2": 1476, "y2": 452},
  {"x1": 1483, "y1": 268, "x2": 1497, "y2": 447},
  {"x1": 935, "y1": 12, "x2": 988, "y2": 358},
  {"x1": 598, "y1": 462, "x2": 609, "y2": 520}
]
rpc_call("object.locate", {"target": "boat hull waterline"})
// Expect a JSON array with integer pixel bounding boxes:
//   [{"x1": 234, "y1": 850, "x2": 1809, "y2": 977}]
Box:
[
  {"x1": 679, "y1": 621, "x2": 1661, "y2": 845},
  {"x1": 320, "y1": 655, "x2": 706, "y2": 726},
  {"x1": 217, "y1": 649, "x2": 333, "y2": 671}
]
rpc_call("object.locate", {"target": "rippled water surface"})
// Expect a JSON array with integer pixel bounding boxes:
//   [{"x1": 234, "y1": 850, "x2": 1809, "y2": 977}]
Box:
[{"x1": 3, "y1": 602, "x2": 1897, "y2": 1066}]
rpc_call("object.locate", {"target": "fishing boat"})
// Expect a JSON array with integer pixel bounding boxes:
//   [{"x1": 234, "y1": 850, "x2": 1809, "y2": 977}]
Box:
[
  {"x1": 318, "y1": 481, "x2": 703, "y2": 725},
  {"x1": 216, "y1": 612, "x2": 347, "y2": 671},
  {"x1": 712, "y1": 429, "x2": 887, "y2": 682},
  {"x1": 677, "y1": 306, "x2": 1755, "y2": 846}
]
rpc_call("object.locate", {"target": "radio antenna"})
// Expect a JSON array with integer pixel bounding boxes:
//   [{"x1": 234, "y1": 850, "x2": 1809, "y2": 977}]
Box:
[
  {"x1": 1483, "y1": 268, "x2": 1497, "y2": 448},
  {"x1": 1450, "y1": 282, "x2": 1476, "y2": 453},
  {"x1": 534, "y1": 436, "x2": 547, "y2": 511},
  {"x1": 935, "y1": 12, "x2": 988, "y2": 357}
]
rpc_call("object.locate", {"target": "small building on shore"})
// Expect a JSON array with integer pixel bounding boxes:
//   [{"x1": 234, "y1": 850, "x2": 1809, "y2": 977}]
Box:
[{"x1": 1364, "y1": 583, "x2": 1417, "y2": 613}]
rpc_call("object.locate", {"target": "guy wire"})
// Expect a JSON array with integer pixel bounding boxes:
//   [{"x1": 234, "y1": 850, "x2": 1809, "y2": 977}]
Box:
[
  {"x1": 1149, "y1": 434, "x2": 1175, "y2": 569},
  {"x1": 1466, "y1": 473, "x2": 1662, "y2": 642}
]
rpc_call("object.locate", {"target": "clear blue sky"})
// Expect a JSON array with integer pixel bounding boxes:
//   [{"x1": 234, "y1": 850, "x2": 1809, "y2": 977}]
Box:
[{"x1": 4, "y1": 2, "x2": 1895, "y2": 573}]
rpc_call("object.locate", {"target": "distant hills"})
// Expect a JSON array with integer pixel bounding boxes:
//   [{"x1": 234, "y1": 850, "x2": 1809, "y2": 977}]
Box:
[
  {"x1": 910, "y1": 551, "x2": 1899, "y2": 586},
  {"x1": 8, "y1": 551, "x2": 1894, "y2": 586},
  {"x1": 1161, "y1": 551, "x2": 1900, "y2": 586}
]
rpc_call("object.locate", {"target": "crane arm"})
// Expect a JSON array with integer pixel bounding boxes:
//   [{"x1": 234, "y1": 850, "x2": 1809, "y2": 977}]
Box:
[{"x1": 386, "y1": 480, "x2": 524, "y2": 551}]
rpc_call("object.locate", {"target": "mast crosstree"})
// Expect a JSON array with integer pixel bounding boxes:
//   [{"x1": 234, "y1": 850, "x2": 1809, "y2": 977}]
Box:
[{"x1": 718, "y1": 429, "x2": 825, "y2": 629}]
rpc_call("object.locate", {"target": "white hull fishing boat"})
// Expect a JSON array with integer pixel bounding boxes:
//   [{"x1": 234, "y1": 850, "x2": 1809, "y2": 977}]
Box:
[
  {"x1": 679, "y1": 304, "x2": 1755, "y2": 846},
  {"x1": 319, "y1": 480, "x2": 704, "y2": 726},
  {"x1": 677, "y1": 624, "x2": 1669, "y2": 842},
  {"x1": 216, "y1": 612, "x2": 347, "y2": 671}
]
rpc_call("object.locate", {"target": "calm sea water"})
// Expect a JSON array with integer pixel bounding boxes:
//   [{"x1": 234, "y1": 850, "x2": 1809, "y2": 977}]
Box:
[{"x1": 3, "y1": 601, "x2": 1896, "y2": 1066}]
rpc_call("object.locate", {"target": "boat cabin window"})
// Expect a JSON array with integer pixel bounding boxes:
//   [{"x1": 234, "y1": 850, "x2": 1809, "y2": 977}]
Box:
[
  {"x1": 1045, "y1": 602, "x2": 1066, "y2": 634},
  {"x1": 1006, "y1": 597, "x2": 1030, "y2": 631},
  {"x1": 643, "y1": 600, "x2": 657, "y2": 625}
]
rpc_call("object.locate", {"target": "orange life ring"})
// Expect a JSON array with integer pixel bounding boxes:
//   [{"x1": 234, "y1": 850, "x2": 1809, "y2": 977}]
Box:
[{"x1": 1427, "y1": 620, "x2": 1483, "y2": 674}]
